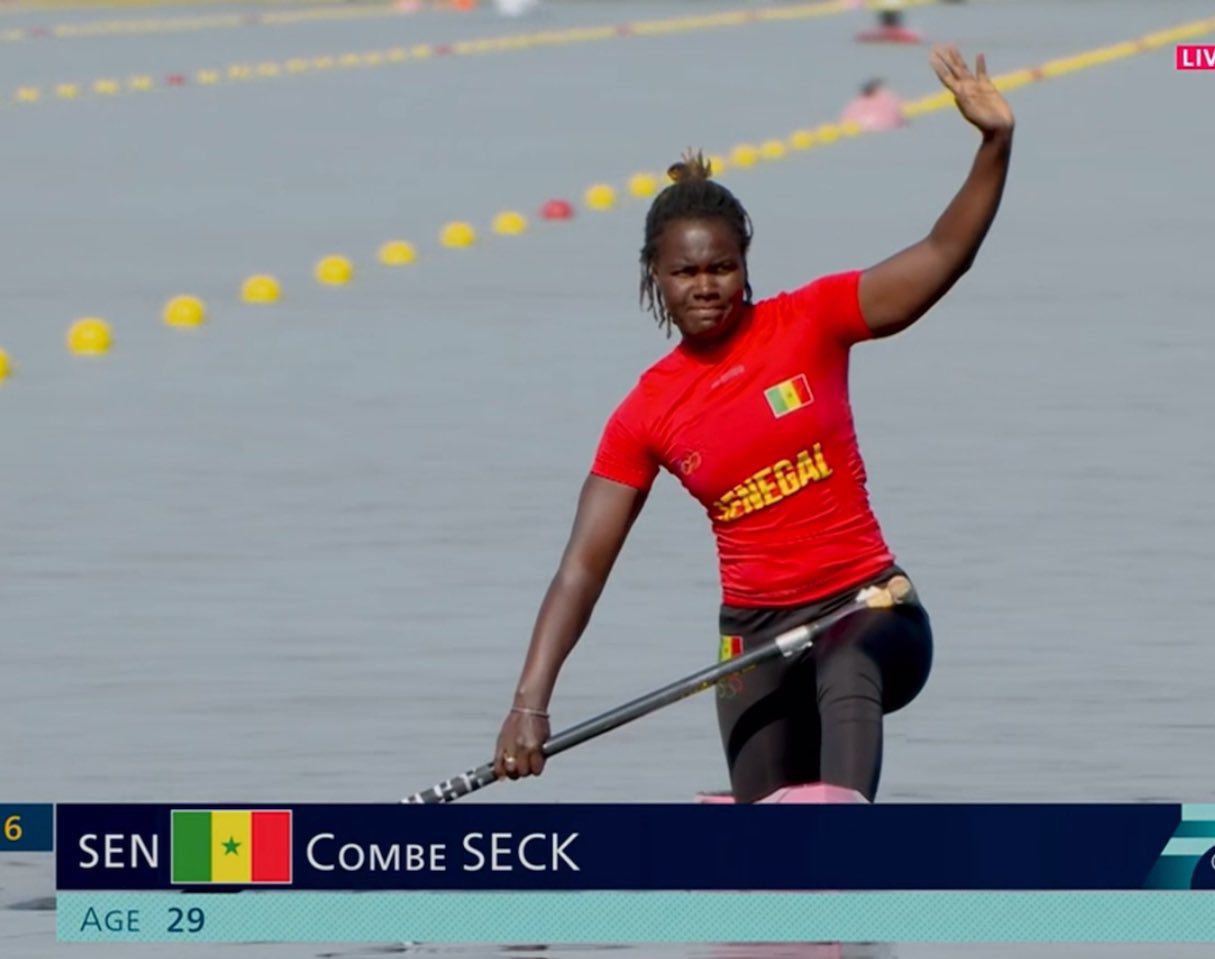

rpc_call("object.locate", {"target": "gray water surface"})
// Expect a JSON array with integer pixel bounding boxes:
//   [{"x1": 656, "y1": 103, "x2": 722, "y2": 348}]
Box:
[{"x1": 3, "y1": 0, "x2": 1214, "y2": 955}]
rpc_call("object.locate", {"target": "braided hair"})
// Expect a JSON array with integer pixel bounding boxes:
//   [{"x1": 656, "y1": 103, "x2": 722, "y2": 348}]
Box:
[{"x1": 639, "y1": 150, "x2": 754, "y2": 337}]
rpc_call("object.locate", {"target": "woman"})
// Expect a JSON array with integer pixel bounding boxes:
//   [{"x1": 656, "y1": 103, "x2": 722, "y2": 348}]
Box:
[{"x1": 494, "y1": 46, "x2": 1013, "y2": 802}]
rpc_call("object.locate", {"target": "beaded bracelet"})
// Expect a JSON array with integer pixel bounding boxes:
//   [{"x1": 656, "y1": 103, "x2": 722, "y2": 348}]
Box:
[{"x1": 511, "y1": 706, "x2": 550, "y2": 719}]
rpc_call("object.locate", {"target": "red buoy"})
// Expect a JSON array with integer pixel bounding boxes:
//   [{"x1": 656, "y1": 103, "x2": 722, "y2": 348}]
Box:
[{"x1": 540, "y1": 199, "x2": 575, "y2": 221}]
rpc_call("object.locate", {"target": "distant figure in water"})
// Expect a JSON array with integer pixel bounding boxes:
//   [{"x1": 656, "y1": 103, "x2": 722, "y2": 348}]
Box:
[
  {"x1": 842, "y1": 78, "x2": 907, "y2": 132},
  {"x1": 856, "y1": 0, "x2": 925, "y2": 44}
]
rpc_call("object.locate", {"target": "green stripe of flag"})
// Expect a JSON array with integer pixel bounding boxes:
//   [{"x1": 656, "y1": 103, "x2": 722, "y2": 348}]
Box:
[
  {"x1": 172, "y1": 811, "x2": 212, "y2": 883},
  {"x1": 764, "y1": 386, "x2": 788, "y2": 414}
]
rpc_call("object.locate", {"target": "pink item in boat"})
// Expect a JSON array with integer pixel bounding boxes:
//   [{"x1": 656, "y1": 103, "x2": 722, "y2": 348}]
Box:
[{"x1": 697, "y1": 783, "x2": 869, "y2": 804}]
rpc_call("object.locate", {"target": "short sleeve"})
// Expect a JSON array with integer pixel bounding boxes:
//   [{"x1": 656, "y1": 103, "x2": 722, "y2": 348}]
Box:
[
  {"x1": 590, "y1": 397, "x2": 660, "y2": 492},
  {"x1": 786, "y1": 270, "x2": 872, "y2": 347}
]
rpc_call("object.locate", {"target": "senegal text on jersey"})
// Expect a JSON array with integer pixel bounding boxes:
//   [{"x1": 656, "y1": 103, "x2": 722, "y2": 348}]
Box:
[{"x1": 711, "y1": 444, "x2": 833, "y2": 522}]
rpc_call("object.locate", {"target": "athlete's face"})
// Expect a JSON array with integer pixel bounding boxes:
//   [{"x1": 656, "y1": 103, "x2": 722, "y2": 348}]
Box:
[{"x1": 652, "y1": 218, "x2": 748, "y2": 346}]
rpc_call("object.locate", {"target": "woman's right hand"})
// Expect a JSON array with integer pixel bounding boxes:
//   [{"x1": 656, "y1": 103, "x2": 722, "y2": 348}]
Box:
[{"x1": 494, "y1": 709, "x2": 550, "y2": 780}]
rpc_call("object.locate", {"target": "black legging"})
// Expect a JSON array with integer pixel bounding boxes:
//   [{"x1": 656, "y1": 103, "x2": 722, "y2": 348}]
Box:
[{"x1": 715, "y1": 567, "x2": 932, "y2": 803}]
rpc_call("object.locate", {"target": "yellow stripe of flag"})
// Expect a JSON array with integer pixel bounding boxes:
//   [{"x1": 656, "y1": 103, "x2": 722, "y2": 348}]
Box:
[
  {"x1": 211, "y1": 810, "x2": 252, "y2": 883},
  {"x1": 779, "y1": 382, "x2": 802, "y2": 410}
]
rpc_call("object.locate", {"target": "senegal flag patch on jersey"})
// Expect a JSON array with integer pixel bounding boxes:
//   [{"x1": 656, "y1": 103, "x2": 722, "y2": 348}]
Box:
[
  {"x1": 764, "y1": 374, "x2": 814, "y2": 417},
  {"x1": 719, "y1": 635, "x2": 743, "y2": 662}
]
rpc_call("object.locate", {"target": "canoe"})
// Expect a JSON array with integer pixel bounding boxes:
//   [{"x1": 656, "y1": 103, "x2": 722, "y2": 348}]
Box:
[
  {"x1": 696, "y1": 783, "x2": 882, "y2": 959},
  {"x1": 855, "y1": 25, "x2": 924, "y2": 44},
  {"x1": 696, "y1": 783, "x2": 869, "y2": 804}
]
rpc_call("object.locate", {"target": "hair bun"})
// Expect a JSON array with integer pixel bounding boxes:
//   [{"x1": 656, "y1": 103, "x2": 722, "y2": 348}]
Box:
[{"x1": 667, "y1": 149, "x2": 713, "y2": 184}]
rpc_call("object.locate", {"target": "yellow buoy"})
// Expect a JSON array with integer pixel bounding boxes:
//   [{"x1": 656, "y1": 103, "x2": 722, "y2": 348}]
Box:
[
  {"x1": 67, "y1": 318, "x2": 112, "y2": 355},
  {"x1": 441, "y1": 222, "x2": 476, "y2": 248},
  {"x1": 492, "y1": 211, "x2": 528, "y2": 236},
  {"x1": 584, "y1": 184, "x2": 616, "y2": 212},
  {"x1": 315, "y1": 254, "x2": 354, "y2": 286},
  {"x1": 816, "y1": 123, "x2": 841, "y2": 144},
  {"x1": 760, "y1": 139, "x2": 787, "y2": 160},
  {"x1": 706, "y1": 155, "x2": 728, "y2": 177},
  {"x1": 378, "y1": 240, "x2": 417, "y2": 266},
  {"x1": 163, "y1": 295, "x2": 206, "y2": 328},
  {"x1": 0, "y1": 348, "x2": 11, "y2": 382},
  {"x1": 241, "y1": 274, "x2": 281, "y2": 304},
  {"x1": 729, "y1": 144, "x2": 759, "y2": 168},
  {"x1": 628, "y1": 173, "x2": 659, "y2": 198},
  {"x1": 789, "y1": 130, "x2": 816, "y2": 151},
  {"x1": 840, "y1": 120, "x2": 863, "y2": 138}
]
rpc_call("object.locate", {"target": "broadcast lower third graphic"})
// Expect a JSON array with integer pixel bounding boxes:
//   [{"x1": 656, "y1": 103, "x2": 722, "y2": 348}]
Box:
[{"x1": 41, "y1": 803, "x2": 1215, "y2": 942}]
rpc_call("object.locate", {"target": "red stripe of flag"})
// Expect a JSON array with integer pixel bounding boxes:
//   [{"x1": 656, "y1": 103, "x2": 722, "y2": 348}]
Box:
[
  {"x1": 251, "y1": 811, "x2": 292, "y2": 883},
  {"x1": 789, "y1": 375, "x2": 813, "y2": 406}
]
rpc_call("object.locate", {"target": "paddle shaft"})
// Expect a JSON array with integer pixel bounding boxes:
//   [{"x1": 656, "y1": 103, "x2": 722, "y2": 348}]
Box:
[{"x1": 402, "y1": 575, "x2": 913, "y2": 804}]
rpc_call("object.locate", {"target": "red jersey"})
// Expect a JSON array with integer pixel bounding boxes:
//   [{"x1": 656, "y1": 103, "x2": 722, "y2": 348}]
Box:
[{"x1": 591, "y1": 270, "x2": 894, "y2": 608}]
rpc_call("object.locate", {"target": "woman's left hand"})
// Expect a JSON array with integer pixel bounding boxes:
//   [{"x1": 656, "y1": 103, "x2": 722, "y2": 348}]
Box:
[{"x1": 931, "y1": 45, "x2": 1015, "y2": 137}]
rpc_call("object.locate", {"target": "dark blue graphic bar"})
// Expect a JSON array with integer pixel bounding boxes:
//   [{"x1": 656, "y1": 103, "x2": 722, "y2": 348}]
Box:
[
  {"x1": 1, "y1": 804, "x2": 53, "y2": 852},
  {"x1": 54, "y1": 804, "x2": 1198, "y2": 891}
]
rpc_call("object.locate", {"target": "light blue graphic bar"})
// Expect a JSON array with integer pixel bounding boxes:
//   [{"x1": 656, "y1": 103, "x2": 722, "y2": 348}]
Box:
[
  {"x1": 57, "y1": 892, "x2": 1215, "y2": 943},
  {"x1": 1163, "y1": 838, "x2": 1215, "y2": 856},
  {"x1": 1184, "y1": 805, "x2": 1215, "y2": 820}
]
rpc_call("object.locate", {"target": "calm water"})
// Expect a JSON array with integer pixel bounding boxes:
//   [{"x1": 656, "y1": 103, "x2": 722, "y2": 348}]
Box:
[{"x1": 3, "y1": 0, "x2": 1214, "y2": 955}]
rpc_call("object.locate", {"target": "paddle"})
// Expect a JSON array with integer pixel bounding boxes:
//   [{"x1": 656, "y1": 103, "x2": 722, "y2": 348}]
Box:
[{"x1": 402, "y1": 574, "x2": 914, "y2": 804}]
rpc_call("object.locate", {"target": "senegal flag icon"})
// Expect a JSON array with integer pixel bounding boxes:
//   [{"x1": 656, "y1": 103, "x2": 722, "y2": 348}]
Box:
[
  {"x1": 171, "y1": 809, "x2": 292, "y2": 884},
  {"x1": 764, "y1": 374, "x2": 814, "y2": 418}
]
